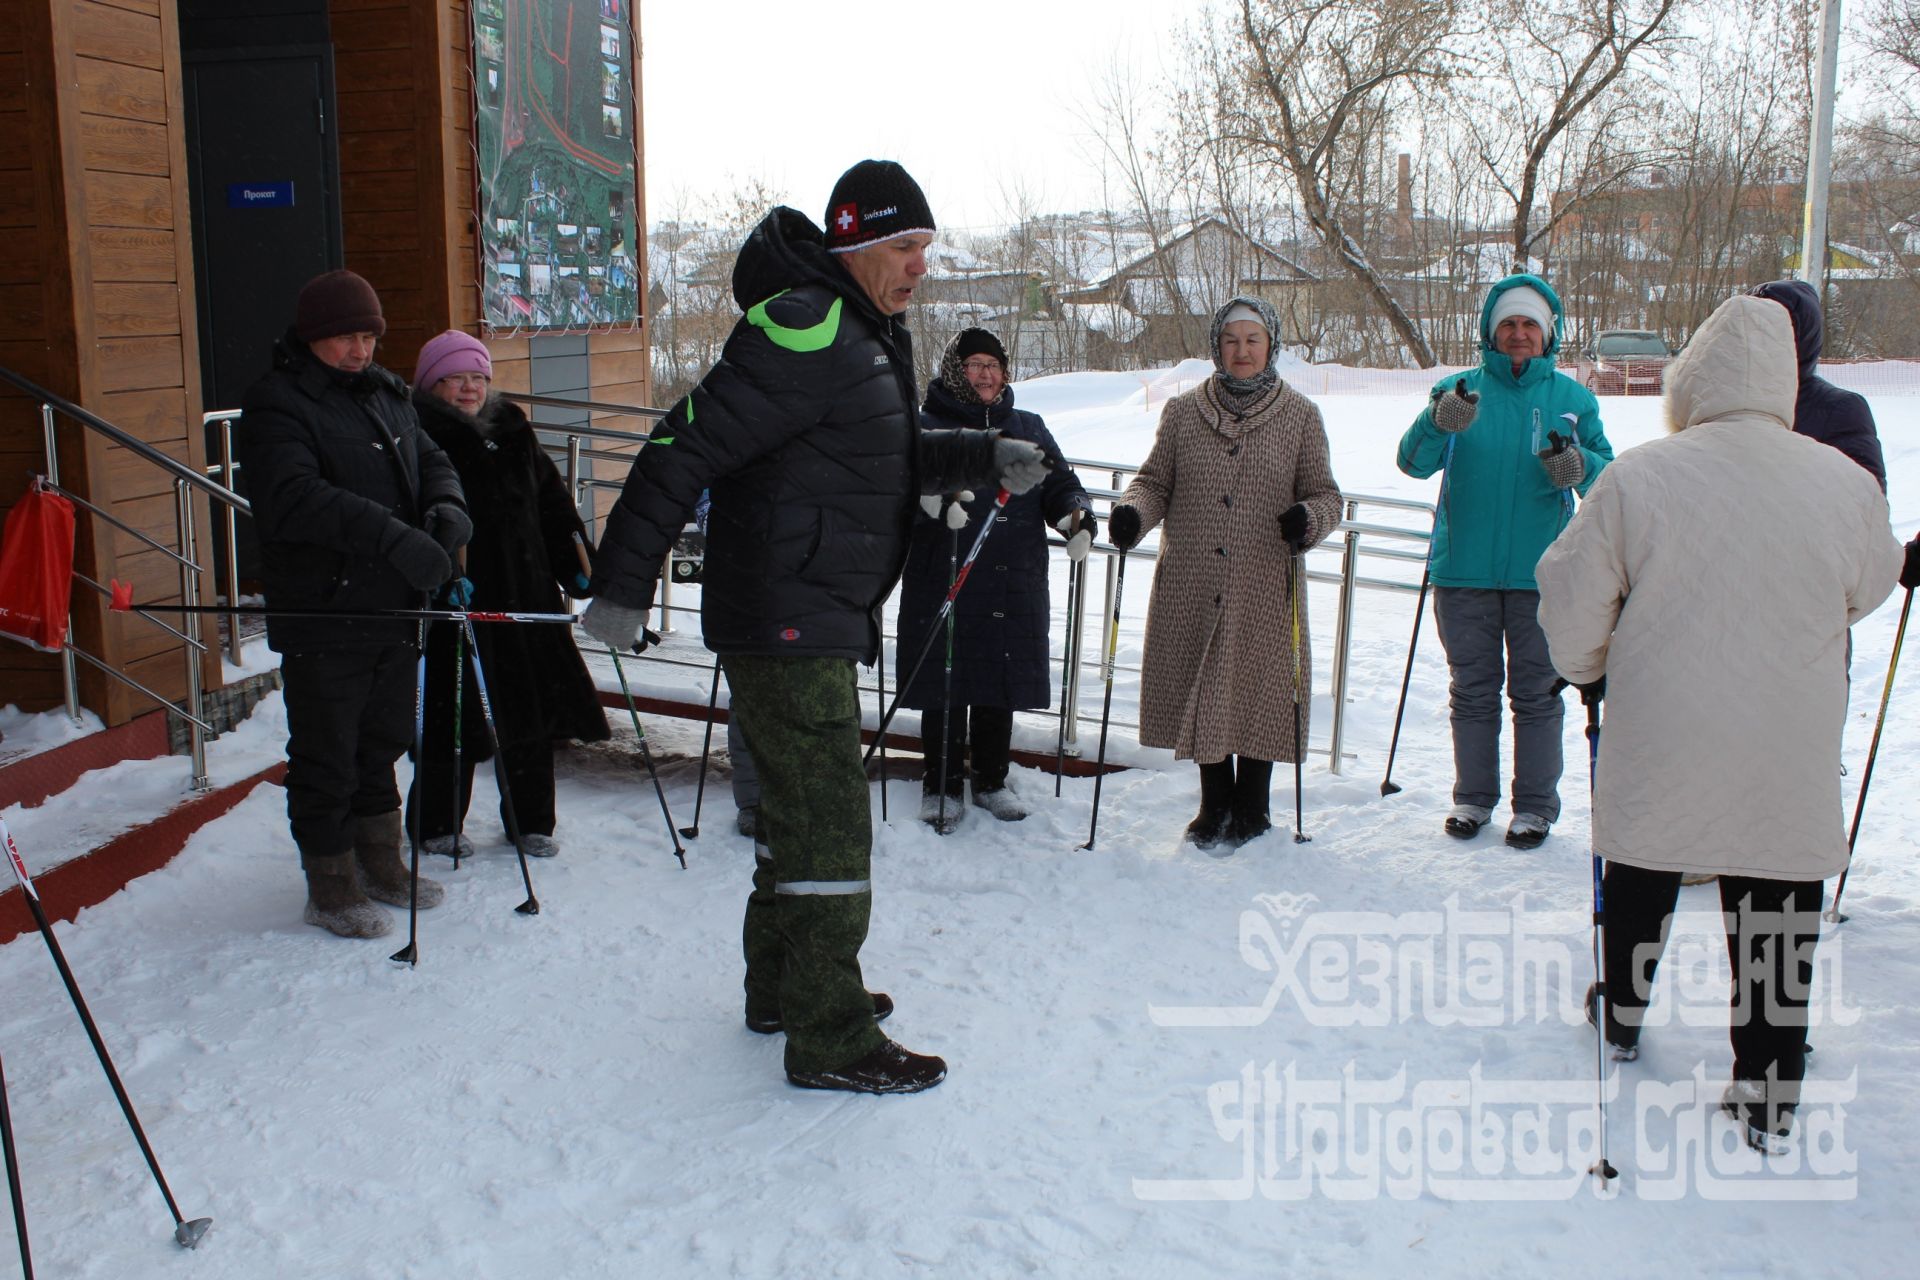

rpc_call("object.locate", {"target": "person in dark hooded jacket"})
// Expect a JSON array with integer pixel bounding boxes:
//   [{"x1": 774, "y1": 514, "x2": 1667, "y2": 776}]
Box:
[
  {"x1": 1750, "y1": 279, "x2": 1885, "y2": 488},
  {"x1": 579, "y1": 161, "x2": 1049, "y2": 1095},
  {"x1": 237, "y1": 270, "x2": 469, "y2": 940},
  {"x1": 401, "y1": 330, "x2": 610, "y2": 863},
  {"x1": 897, "y1": 328, "x2": 1093, "y2": 832}
]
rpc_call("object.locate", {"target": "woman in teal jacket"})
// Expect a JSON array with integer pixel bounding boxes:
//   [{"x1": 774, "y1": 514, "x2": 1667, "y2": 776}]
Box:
[{"x1": 1396, "y1": 274, "x2": 1613, "y2": 848}]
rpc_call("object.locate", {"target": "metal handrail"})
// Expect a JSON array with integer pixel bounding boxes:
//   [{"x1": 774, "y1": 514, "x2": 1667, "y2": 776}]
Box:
[
  {"x1": 12, "y1": 387, "x2": 221, "y2": 790},
  {"x1": 478, "y1": 385, "x2": 1440, "y2": 775},
  {"x1": 1, "y1": 365, "x2": 248, "y2": 510}
]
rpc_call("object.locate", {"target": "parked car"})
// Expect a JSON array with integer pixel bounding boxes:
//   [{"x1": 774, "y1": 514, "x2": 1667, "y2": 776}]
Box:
[{"x1": 1583, "y1": 329, "x2": 1674, "y2": 396}]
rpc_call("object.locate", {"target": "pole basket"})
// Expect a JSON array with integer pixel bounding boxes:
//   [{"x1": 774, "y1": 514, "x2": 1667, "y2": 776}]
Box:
[{"x1": 0, "y1": 478, "x2": 75, "y2": 653}]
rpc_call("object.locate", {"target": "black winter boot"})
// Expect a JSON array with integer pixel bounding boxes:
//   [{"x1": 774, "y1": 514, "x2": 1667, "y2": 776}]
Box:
[
  {"x1": 787, "y1": 1038, "x2": 947, "y2": 1094},
  {"x1": 748, "y1": 991, "x2": 894, "y2": 1035},
  {"x1": 353, "y1": 811, "x2": 445, "y2": 909},
  {"x1": 1226, "y1": 758, "x2": 1274, "y2": 845},
  {"x1": 1185, "y1": 760, "x2": 1235, "y2": 849}
]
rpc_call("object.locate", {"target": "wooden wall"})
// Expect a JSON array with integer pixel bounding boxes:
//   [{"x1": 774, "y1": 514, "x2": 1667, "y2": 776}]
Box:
[{"x1": 0, "y1": 0, "x2": 215, "y2": 722}]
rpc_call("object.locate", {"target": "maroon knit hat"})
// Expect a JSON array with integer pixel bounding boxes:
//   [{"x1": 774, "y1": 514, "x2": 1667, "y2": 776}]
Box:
[{"x1": 294, "y1": 269, "x2": 387, "y2": 342}]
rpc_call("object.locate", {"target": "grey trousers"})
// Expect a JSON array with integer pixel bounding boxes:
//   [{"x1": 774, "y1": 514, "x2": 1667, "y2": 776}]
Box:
[{"x1": 1432, "y1": 587, "x2": 1563, "y2": 821}]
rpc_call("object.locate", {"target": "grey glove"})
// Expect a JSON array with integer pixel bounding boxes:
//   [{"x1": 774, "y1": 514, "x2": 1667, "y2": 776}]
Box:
[
  {"x1": 992, "y1": 437, "x2": 1050, "y2": 495},
  {"x1": 1538, "y1": 430, "x2": 1585, "y2": 489},
  {"x1": 385, "y1": 523, "x2": 452, "y2": 592},
  {"x1": 580, "y1": 598, "x2": 651, "y2": 652},
  {"x1": 1431, "y1": 379, "x2": 1479, "y2": 433},
  {"x1": 424, "y1": 502, "x2": 472, "y2": 556}
]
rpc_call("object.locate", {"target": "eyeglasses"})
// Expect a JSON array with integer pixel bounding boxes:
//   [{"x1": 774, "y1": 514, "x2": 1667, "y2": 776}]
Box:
[{"x1": 962, "y1": 359, "x2": 1002, "y2": 374}]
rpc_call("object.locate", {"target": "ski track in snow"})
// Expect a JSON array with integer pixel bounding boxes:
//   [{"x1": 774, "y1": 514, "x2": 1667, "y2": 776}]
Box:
[{"x1": 2, "y1": 372, "x2": 1918, "y2": 1276}]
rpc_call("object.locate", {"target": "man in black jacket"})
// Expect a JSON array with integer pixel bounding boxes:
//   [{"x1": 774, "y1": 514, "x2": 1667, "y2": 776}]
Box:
[
  {"x1": 583, "y1": 161, "x2": 1048, "y2": 1094},
  {"x1": 1751, "y1": 279, "x2": 1885, "y2": 488},
  {"x1": 238, "y1": 270, "x2": 470, "y2": 939}
]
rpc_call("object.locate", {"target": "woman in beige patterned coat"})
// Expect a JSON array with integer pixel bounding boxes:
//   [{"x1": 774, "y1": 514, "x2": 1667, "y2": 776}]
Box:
[{"x1": 1107, "y1": 296, "x2": 1343, "y2": 848}]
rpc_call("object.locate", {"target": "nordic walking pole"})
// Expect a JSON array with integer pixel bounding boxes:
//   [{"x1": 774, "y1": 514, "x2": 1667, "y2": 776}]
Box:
[
  {"x1": 448, "y1": 618, "x2": 467, "y2": 870},
  {"x1": 1079, "y1": 546, "x2": 1129, "y2": 851},
  {"x1": 390, "y1": 617, "x2": 430, "y2": 966},
  {"x1": 1382, "y1": 436, "x2": 1452, "y2": 796},
  {"x1": 877, "y1": 639, "x2": 889, "y2": 820},
  {"x1": 0, "y1": 819, "x2": 213, "y2": 1249},
  {"x1": 609, "y1": 647, "x2": 689, "y2": 869},
  {"x1": 0, "y1": 1050, "x2": 34, "y2": 1278},
  {"x1": 866, "y1": 489, "x2": 1013, "y2": 764},
  {"x1": 1055, "y1": 553, "x2": 1078, "y2": 797},
  {"x1": 937, "y1": 521, "x2": 960, "y2": 833},
  {"x1": 1582, "y1": 694, "x2": 1618, "y2": 1184},
  {"x1": 459, "y1": 618, "x2": 540, "y2": 915},
  {"x1": 1287, "y1": 554, "x2": 1311, "y2": 844},
  {"x1": 573, "y1": 532, "x2": 687, "y2": 866},
  {"x1": 680, "y1": 652, "x2": 723, "y2": 839},
  {"x1": 1830, "y1": 585, "x2": 1912, "y2": 924}
]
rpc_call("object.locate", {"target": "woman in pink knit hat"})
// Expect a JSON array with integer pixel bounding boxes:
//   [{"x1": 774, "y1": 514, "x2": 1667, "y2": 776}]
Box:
[{"x1": 404, "y1": 330, "x2": 609, "y2": 861}]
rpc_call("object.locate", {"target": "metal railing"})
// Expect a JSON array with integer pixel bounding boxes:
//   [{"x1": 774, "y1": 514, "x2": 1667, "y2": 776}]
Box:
[
  {"x1": 1, "y1": 365, "x2": 250, "y2": 791},
  {"x1": 485, "y1": 390, "x2": 1437, "y2": 775},
  {"x1": 187, "y1": 386, "x2": 1440, "y2": 784}
]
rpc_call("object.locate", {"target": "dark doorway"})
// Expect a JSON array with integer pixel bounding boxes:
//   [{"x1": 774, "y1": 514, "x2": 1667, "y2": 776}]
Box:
[
  {"x1": 180, "y1": 2, "x2": 341, "y2": 586},
  {"x1": 183, "y1": 49, "x2": 342, "y2": 413}
]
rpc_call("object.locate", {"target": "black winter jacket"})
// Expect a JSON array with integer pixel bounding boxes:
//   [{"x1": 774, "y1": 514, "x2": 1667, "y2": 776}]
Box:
[
  {"x1": 591, "y1": 207, "x2": 1005, "y2": 663},
  {"x1": 895, "y1": 381, "x2": 1090, "y2": 710},
  {"x1": 1753, "y1": 279, "x2": 1885, "y2": 490},
  {"x1": 416, "y1": 394, "x2": 609, "y2": 757},
  {"x1": 236, "y1": 334, "x2": 465, "y2": 652}
]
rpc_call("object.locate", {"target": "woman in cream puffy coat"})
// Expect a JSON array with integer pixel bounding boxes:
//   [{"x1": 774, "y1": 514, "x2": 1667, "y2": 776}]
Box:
[{"x1": 1536, "y1": 293, "x2": 1901, "y2": 1149}]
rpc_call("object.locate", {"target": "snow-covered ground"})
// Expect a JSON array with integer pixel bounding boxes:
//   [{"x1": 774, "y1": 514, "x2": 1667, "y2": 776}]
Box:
[{"x1": 3, "y1": 365, "x2": 1918, "y2": 1277}]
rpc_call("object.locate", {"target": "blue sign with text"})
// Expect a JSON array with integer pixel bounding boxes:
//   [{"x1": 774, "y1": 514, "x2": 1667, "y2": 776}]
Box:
[{"x1": 227, "y1": 182, "x2": 295, "y2": 208}]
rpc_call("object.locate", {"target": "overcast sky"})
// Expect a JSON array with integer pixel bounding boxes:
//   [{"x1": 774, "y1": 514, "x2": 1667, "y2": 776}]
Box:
[{"x1": 639, "y1": 0, "x2": 1184, "y2": 236}]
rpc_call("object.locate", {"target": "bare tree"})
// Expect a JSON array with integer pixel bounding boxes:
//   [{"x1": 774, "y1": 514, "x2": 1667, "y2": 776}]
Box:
[
  {"x1": 1210, "y1": 0, "x2": 1457, "y2": 367},
  {"x1": 1456, "y1": 0, "x2": 1679, "y2": 273}
]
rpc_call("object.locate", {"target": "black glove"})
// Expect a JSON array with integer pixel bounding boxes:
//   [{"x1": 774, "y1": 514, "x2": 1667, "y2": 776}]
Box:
[
  {"x1": 1552, "y1": 675, "x2": 1606, "y2": 706},
  {"x1": 1108, "y1": 503, "x2": 1142, "y2": 553},
  {"x1": 424, "y1": 502, "x2": 472, "y2": 556},
  {"x1": 385, "y1": 523, "x2": 453, "y2": 592},
  {"x1": 1278, "y1": 502, "x2": 1310, "y2": 551},
  {"x1": 1902, "y1": 535, "x2": 1920, "y2": 591}
]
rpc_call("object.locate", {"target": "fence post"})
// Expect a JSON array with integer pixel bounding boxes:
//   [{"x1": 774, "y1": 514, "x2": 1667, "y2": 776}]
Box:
[
  {"x1": 42, "y1": 404, "x2": 81, "y2": 726},
  {"x1": 219, "y1": 416, "x2": 242, "y2": 666},
  {"x1": 1326, "y1": 499, "x2": 1361, "y2": 776},
  {"x1": 175, "y1": 478, "x2": 210, "y2": 791}
]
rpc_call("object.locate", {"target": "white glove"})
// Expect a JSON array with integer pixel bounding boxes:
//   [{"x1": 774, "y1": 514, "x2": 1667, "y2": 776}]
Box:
[
  {"x1": 1056, "y1": 512, "x2": 1093, "y2": 562},
  {"x1": 919, "y1": 490, "x2": 973, "y2": 529},
  {"x1": 992, "y1": 438, "x2": 1050, "y2": 495}
]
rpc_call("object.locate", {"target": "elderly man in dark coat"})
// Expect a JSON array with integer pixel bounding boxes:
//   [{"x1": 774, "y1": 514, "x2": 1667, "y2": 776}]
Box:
[
  {"x1": 237, "y1": 270, "x2": 469, "y2": 939},
  {"x1": 580, "y1": 161, "x2": 1048, "y2": 1095}
]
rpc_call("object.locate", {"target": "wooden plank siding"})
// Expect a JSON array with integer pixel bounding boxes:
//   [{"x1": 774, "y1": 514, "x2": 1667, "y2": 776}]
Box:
[{"x1": 0, "y1": 1, "x2": 214, "y2": 722}]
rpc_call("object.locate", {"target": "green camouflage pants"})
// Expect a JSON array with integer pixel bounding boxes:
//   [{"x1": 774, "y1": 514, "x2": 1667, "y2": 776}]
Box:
[{"x1": 723, "y1": 654, "x2": 887, "y2": 1073}]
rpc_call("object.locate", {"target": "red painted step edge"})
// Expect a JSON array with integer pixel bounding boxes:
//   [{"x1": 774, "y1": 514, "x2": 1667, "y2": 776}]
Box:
[
  {"x1": 0, "y1": 762, "x2": 286, "y2": 946},
  {"x1": 0, "y1": 711, "x2": 170, "y2": 812}
]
